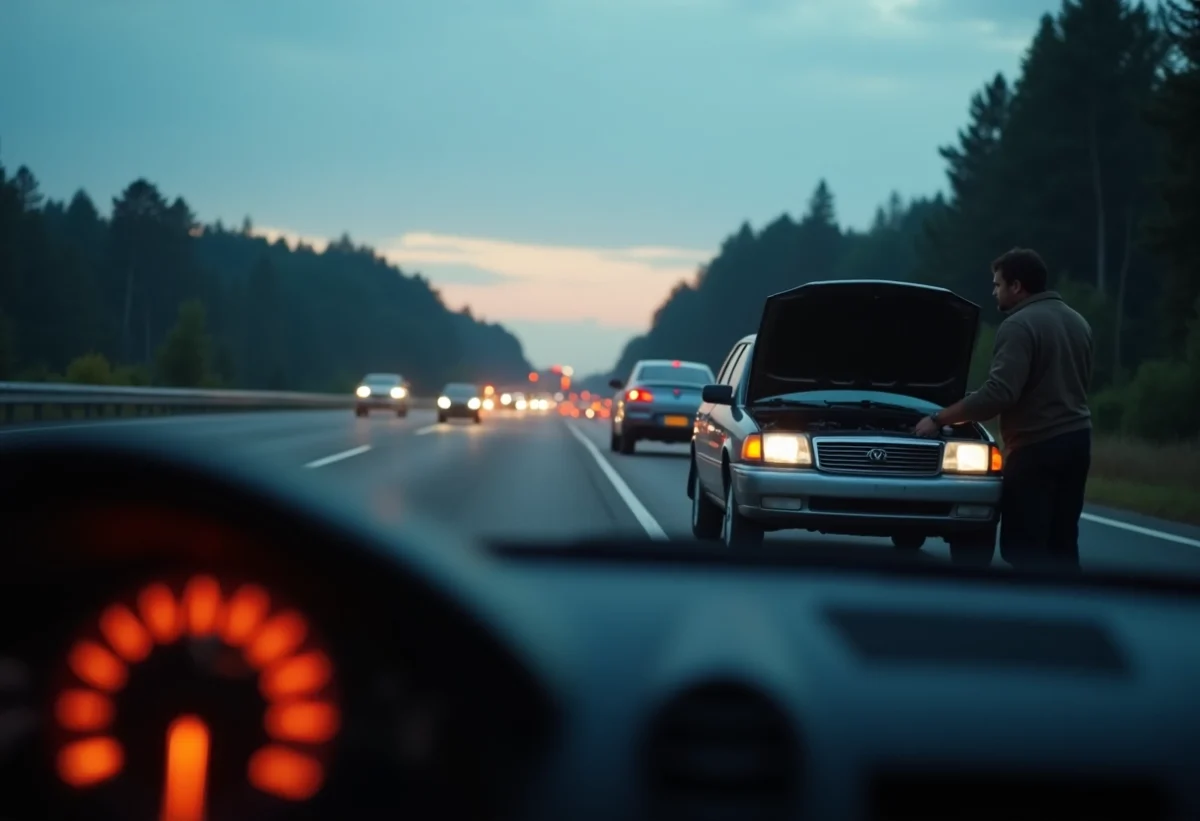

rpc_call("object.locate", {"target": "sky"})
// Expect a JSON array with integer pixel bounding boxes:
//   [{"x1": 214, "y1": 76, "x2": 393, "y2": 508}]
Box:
[{"x1": 0, "y1": 0, "x2": 1058, "y2": 375}]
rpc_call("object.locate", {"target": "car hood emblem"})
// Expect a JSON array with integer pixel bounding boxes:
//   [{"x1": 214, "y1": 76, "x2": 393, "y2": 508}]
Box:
[{"x1": 867, "y1": 448, "x2": 888, "y2": 463}]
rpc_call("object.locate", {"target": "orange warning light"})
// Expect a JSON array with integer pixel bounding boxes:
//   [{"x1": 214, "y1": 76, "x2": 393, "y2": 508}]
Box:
[
  {"x1": 57, "y1": 736, "x2": 124, "y2": 787},
  {"x1": 219, "y1": 583, "x2": 270, "y2": 646},
  {"x1": 161, "y1": 715, "x2": 210, "y2": 821},
  {"x1": 244, "y1": 611, "x2": 308, "y2": 670},
  {"x1": 528, "y1": 371, "x2": 539, "y2": 382},
  {"x1": 248, "y1": 745, "x2": 325, "y2": 801},
  {"x1": 182, "y1": 575, "x2": 221, "y2": 637},
  {"x1": 55, "y1": 690, "x2": 115, "y2": 732}
]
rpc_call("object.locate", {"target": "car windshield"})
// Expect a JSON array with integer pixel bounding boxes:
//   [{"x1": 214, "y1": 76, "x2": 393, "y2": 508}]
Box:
[
  {"x1": 1, "y1": 0, "x2": 1193, "y2": 601},
  {"x1": 635, "y1": 364, "x2": 713, "y2": 385}
]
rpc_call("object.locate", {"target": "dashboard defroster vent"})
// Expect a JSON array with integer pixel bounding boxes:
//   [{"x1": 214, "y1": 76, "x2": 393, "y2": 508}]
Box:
[{"x1": 643, "y1": 680, "x2": 798, "y2": 821}]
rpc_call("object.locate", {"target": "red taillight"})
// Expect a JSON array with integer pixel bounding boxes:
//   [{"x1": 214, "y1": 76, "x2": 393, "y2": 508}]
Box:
[
  {"x1": 671, "y1": 360, "x2": 681, "y2": 367},
  {"x1": 626, "y1": 389, "x2": 654, "y2": 402}
]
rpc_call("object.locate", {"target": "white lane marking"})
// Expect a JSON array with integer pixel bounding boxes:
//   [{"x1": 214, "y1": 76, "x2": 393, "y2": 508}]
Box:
[
  {"x1": 304, "y1": 445, "x2": 371, "y2": 468},
  {"x1": 415, "y1": 424, "x2": 440, "y2": 435},
  {"x1": 566, "y1": 423, "x2": 669, "y2": 541},
  {"x1": 1081, "y1": 512, "x2": 1200, "y2": 548}
]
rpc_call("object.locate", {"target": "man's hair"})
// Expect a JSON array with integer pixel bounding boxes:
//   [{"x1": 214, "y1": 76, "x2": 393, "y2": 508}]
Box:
[{"x1": 991, "y1": 247, "x2": 1048, "y2": 294}]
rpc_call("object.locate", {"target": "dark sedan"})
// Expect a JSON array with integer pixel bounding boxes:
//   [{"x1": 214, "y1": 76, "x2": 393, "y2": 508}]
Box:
[
  {"x1": 437, "y1": 382, "x2": 483, "y2": 424},
  {"x1": 354, "y1": 373, "x2": 410, "y2": 417},
  {"x1": 609, "y1": 359, "x2": 715, "y2": 454}
]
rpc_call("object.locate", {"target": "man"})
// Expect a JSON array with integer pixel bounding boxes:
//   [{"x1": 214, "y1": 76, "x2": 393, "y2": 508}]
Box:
[{"x1": 914, "y1": 248, "x2": 1094, "y2": 569}]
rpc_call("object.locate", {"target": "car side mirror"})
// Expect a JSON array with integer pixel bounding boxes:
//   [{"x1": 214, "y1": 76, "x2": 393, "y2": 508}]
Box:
[
  {"x1": 608, "y1": 378, "x2": 623, "y2": 390},
  {"x1": 702, "y1": 384, "x2": 734, "y2": 405}
]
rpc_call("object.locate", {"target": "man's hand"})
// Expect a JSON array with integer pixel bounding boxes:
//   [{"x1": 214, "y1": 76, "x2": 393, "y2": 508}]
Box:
[{"x1": 913, "y1": 415, "x2": 942, "y2": 438}]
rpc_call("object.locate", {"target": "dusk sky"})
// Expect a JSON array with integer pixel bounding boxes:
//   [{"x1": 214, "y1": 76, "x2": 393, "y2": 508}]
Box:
[{"x1": 1, "y1": 0, "x2": 1057, "y2": 375}]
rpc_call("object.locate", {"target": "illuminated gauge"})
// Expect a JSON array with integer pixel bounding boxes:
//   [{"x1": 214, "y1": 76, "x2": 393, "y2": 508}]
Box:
[{"x1": 52, "y1": 574, "x2": 339, "y2": 819}]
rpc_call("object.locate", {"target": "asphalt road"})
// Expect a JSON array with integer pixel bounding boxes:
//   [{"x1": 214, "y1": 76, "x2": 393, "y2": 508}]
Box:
[{"x1": 4, "y1": 408, "x2": 1200, "y2": 573}]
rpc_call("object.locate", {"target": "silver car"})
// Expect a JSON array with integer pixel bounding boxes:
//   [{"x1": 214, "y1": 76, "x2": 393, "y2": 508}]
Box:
[
  {"x1": 609, "y1": 359, "x2": 716, "y2": 454},
  {"x1": 688, "y1": 280, "x2": 1002, "y2": 564}
]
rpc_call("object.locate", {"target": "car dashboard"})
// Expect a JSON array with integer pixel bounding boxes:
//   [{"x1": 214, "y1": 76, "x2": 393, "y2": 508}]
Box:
[{"x1": 2, "y1": 431, "x2": 1199, "y2": 821}]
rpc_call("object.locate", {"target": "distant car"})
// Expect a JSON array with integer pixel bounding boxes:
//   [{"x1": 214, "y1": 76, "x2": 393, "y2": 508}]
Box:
[
  {"x1": 687, "y1": 279, "x2": 1002, "y2": 563},
  {"x1": 525, "y1": 393, "x2": 554, "y2": 412},
  {"x1": 437, "y1": 382, "x2": 483, "y2": 424},
  {"x1": 354, "y1": 373, "x2": 410, "y2": 417},
  {"x1": 609, "y1": 359, "x2": 716, "y2": 454}
]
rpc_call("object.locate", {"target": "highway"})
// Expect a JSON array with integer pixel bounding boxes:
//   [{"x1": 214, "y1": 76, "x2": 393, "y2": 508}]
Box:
[{"x1": 4, "y1": 408, "x2": 1200, "y2": 572}]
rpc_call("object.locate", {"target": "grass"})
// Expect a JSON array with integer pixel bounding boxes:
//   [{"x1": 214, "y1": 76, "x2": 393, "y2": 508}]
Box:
[
  {"x1": 982, "y1": 420, "x2": 1200, "y2": 526},
  {"x1": 1086, "y1": 436, "x2": 1200, "y2": 525}
]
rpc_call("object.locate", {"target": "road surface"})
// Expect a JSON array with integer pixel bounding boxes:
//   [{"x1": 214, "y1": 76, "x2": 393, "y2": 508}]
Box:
[{"x1": 4, "y1": 409, "x2": 1199, "y2": 573}]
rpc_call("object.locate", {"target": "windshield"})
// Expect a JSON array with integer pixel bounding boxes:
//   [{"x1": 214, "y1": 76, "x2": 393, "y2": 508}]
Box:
[
  {"x1": 634, "y1": 364, "x2": 714, "y2": 385},
  {"x1": 443, "y1": 383, "x2": 479, "y2": 397},
  {"x1": 2, "y1": 1, "x2": 1197, "y2": 582}
]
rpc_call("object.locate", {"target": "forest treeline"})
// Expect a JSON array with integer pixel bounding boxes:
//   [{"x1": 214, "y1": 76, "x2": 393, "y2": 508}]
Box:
[
  {"x1": 609, "y1": 0, "x2": 1200, "y2": 443},
  {"x1": 0, "y1": 172, "x2": 532, "y2": 395}
]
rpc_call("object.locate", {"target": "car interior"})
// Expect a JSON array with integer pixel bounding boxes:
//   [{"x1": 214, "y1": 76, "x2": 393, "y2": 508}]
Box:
[{"x1": 1, "y1": 429, "x2": 1197, "y2": 821}]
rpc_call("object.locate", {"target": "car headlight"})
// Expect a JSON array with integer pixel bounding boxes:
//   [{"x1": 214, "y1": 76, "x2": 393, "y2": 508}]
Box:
[
  {"x1": 390, "y1": 387, "x2": 406, "y2": 399},
  {"x1": 740, "y1": 433, "x2": 813, "y2": 466},
  {"x1": 437, "y1": 396, "x2": 451, "y2": 409},
  {"x1": 355, "y1": 385, "x2": 371, "y2": 398},
  {"x1": 468, "y1": 397, "x2": 482, "y2": 410},
  {"x1": 501, "y1": 393, "x2": 512, "y2": 405},
  {"x1": 942, "y1": 441, "x2": 999, "y2": 474},
  {"x1": 515, "y1": 399, "x2": 527, "y2": 410},
  {"x1": 482, "y1": 398, "x2": 495, "y2": 410}
]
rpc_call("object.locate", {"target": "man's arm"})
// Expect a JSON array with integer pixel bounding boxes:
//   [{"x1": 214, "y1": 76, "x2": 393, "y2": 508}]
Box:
[{"x1": 930, "y1": 321, "x2": 1034, "y2": 427}]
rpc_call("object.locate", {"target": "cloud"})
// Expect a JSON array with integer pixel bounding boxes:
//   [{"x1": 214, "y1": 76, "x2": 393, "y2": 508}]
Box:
[
  {"x1": 376, "y1": 232, "x2": 710, "y2": 327},
  {"x1": 253, "y1": 226, "x2": 712, "y2": 328},
  {"x1": 622, "y1": 0, "x2": 1044, "y2": 50},
  {"x1": 408, "y1": 263, "x2": 510, "y2": 286}
]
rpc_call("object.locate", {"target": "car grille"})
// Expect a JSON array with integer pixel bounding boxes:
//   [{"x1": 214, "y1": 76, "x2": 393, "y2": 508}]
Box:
[{"x1": 813, "y1": 439, "x2": 942, "y2": 477}]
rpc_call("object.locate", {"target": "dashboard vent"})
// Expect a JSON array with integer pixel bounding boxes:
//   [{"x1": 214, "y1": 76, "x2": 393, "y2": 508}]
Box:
[{"x1": 643, "y1": 680, "x2": 798, "y2": 821}]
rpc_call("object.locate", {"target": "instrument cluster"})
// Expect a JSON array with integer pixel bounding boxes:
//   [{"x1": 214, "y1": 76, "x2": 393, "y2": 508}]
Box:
[{"x1": 0, "y1": 502, "x2": 548, "y2": 821}]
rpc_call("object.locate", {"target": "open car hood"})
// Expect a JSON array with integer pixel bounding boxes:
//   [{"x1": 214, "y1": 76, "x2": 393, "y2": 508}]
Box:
[{"x1": 745, "y1": 280, "x2": 981, "y2": 408}]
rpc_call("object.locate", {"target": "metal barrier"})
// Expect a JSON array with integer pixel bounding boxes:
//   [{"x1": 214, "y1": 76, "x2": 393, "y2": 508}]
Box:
[{"x1": 0, "y1": 381, "x2": 434, "y2": 424}]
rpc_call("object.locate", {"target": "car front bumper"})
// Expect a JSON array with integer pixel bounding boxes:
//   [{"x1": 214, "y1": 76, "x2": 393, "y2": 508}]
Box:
[
  {"x1": 731, "y1": 464, "x2": 1001, "y2": 537},
  {"x1": 357, "y1": 396, "x2": 408, "y2": 410},
  {"x1": 440, "y1": 403, "x2": 479, "y2": 417}
]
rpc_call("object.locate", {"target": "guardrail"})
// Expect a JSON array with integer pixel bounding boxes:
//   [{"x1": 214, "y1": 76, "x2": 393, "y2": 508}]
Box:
[{"x1": 0, "y1": 381, "x2": 434, "y2": 425}]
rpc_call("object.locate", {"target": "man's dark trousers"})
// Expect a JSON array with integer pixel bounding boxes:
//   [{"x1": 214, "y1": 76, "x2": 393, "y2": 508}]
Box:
[{"x1": 999, "y1": 428, "x2": 1092, "y2": 570}]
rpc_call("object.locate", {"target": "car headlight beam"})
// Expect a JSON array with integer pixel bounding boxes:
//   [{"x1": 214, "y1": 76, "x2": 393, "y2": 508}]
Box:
[
  {"x1": 741, "y1": 433, "x2": 813, "y2": 465},
  {"x1": 942, "y1": 441, "x2": 992, "y2": 474},
  {"x1": 390, "y1": 387, "x2": 406, "y2": 399},
  {"x1": 437, "y1": 396, "x2": 451, "y2": 409},
  {"x1": 467, "y1": 397, "x2": 482, "y2": 410},
  {"x1": 355, "y1": 385, "x2": 371, "y2": 398},
  {"x1": 762, "y1": 433, "x2": 813, "y2": 465}
]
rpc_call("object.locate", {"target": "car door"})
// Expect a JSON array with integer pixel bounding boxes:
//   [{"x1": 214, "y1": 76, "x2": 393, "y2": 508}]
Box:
[{"x1": 696, "y1": 343, "x2": 746, "y2": 490}]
